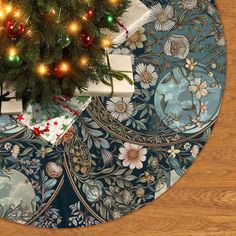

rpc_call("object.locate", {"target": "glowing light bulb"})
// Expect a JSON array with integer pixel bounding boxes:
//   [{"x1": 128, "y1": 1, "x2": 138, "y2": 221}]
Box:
[
  {"x1": 8, "y1": 47, "x2": 17, "y2": 56},
  {"x1": 101, "y1": 37, "x2": 112, "y2": 48},
  {"x1": 60, "y1": 62, "x2": 70, "y2": 72},
  {"x1": 36, "y1": 63, "x2": 49, "y2": 77},
  {"x1": 67, "y1": 21, "x2": 81, "y2": 35},
  {"x1": 0, "y1": 10, "x2": 5, "y2": 20},
  {"x1": 78, "y1": 55, "x2": 89, "y2": 68},
  {"x1": 5, "y1": 4, "x2": 13, "y2": 14},
  {"x1": 108, "y1": 0, "x2": 120, "y2": 5},
  {"x1": 13, "y1": 10, "x2": 22, "y2": 18}
]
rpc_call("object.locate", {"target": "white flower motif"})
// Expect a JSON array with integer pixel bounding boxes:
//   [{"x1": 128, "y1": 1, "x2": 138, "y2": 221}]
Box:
[
  {"x1": 188, "y1": 78, "x2": 209, "y2": 99},
  {"x1": 181, "y1": 0, "x2": 197, "y2": 10},
  {"x1": 82, "y1": 180, "x2": 103, "y2": 203},
  {"x1": 125, "y1": 27, "x2": 147, "y2": 50},
  {"x1": 11, "y1": 145, "x2": 20, "y2": 158},
  {"x1": 185, "y1": 58, "x2": 198, "y2": 72},
  {"x1": 150, "y1": 3, "x2": 175, "y2": 31},
  {"x1": 184, "y1": 142, "x2": 191, "y2": 151},
  {"x1": 106, "y1": 97, "x2": 134, "y2": 122},
  {"x1": 215, "y1": 34, "x2": 225, "y2": 46},
  {"x1": 211, "y1": 63, "x2": 217, "y2": 69},
  {"x1": 164, "y1": 35, "x2": 190, "y2": 59},
  {"x1": 191, "y1": 117, "x2": 202, "y2": 128},
  {"x1": 135, "y1": 63, "x2": 159, "y2": 89},
  {"x1": 167, "y1": 146, "x2": 180, "y2": 158},
  {"x1": 198, "y1": 103, "x2": 208, "y2": 113},
  {"x1": 191, "y1": 145, "x2": 200, "y2": 158},
  {"x1": 112, "y1": 210, "x2": 122, "y2": 219},
  {"x1": 4, "y1": 142, "x2": 12, "y2": 150},
  {"x1": 118, "y1": 143, "x2": 147, "y2": 169}
]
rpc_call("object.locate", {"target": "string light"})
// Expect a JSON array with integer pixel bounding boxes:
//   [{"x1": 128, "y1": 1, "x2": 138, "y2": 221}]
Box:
[
  {"x1": 58, "y1": 61, "x2": 70, "y2": 73},
  {"x1": 0, "y1": 10, "x2": 4, "y2": 20},
  {"x1": 0, "y1": 1, "x2": 121, "y2": 79},
  {"x1": 78, "y1": 55, "x2": 90, "y2": 68},
  {"x1": 106, "y1": 13, "x2": 114, "y2": 23},
  {"x1": 36, "y1": 63, "x2": 49, "y2": 77},
  {"x1": 67, "y1": 21, "x2": 82, "y2": 35},
  {"x1": 7, "y1": 46, "x2": 18, "y2": 56},
  {"x1": 5, "y1": 46, "x2": 21, "y2": 67},
  {"x1": 5, "y1": 4, "x2": 13, "y2": 14},
  {"x1": 0, "y1": 3, "x2": 13, "y2": 20},
  {"x1": 52, "y1": 61, "x2": 71, "y2": 78},
  {"x1": 13, "y1": 9, "x2": 22, "y2": 19},
  {"x1": 101, "y1": 36, "x2": 112, "y2": 48},
  {"x1": 108, "y1": 0, "x2": 121, "y2": 5},
  {"x1": 50, "y1": 8, "x2": 56, "y2": 15}
]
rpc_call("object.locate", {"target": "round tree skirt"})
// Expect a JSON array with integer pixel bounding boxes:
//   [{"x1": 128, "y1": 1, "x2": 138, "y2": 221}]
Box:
[{"x1": 0, "y1": 0, "x2": 226, "y2": 229}]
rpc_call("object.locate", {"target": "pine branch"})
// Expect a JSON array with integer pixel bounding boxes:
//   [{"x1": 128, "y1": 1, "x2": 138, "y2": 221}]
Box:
[{"x1": 0, "y1": 0, "x2": 132, "y2": 104}]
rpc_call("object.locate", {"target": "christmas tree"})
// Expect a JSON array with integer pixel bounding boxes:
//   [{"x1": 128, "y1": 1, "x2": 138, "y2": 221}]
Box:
[{"x1": 0, "y1": 0, "x2": 131, "y2": 105}]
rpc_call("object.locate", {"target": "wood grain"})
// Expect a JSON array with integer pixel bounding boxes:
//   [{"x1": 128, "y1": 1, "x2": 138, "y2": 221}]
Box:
[{"x1": 0, "y1": 0, "x2": 236, "y2": 235}]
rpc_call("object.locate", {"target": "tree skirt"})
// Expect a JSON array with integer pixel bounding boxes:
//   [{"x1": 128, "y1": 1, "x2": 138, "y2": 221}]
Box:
[{"x1": 0, "y1": 0, "x2": 226, "y2": 228}]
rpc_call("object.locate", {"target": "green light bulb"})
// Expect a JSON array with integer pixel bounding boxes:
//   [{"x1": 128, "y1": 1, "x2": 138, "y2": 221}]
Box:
[{"x1": 107, "y1": 14, "x2": 114, "y2": 23}]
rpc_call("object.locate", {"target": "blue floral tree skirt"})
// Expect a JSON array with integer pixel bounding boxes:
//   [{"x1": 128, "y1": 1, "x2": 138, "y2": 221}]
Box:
[{"x1": 0, "y1": 0, "x2": 225, "y2": 228}]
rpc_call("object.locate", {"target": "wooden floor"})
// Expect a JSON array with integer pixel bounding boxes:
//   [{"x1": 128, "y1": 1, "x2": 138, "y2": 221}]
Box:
[{"x1": 0, "y1": 0, "x2": 236, "y2": 235}]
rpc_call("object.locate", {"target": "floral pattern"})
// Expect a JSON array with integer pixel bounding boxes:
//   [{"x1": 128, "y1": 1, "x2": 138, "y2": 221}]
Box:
[
  {"x1": 125, "y1": 27, "x2": 147, "y2": 50},
  {"x1": 150, "y1": 3, "x2": 175, "y2": 31},
  {"x1": 0, "y1": 0, "x2": 225, "y2": 229},
  {"x1": 118, "y1": 143, "x2": 147, "y2": 169},
  {"x1": 164, "y1": 35, "x2": 190, "y2": 59},
  {"x1": 106, "y1": 97, "x2": 134, "y2": 122},
  {"x1": 135, "y1": 63, "x2": 159, "y2": 89}
]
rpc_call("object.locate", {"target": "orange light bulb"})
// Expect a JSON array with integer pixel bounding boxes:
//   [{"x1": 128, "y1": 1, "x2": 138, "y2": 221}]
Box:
[{"x1": 36, "y1": 63, "x2": 49, "y2": 77}]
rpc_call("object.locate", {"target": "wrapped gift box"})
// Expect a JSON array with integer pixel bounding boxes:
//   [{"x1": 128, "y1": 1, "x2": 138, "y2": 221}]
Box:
[
  {"x1": 0, "y1": 82, "x2": 23, "y2": 115},
  {"x1": 74, "y1": 54, "x2": 134, "y2": 97},
  {"x1": 15, "y1": 96, "x2": 91, "y2": 145},
  {"x1": 102, "y1": 0, "x2": 150, "y2": 46}
]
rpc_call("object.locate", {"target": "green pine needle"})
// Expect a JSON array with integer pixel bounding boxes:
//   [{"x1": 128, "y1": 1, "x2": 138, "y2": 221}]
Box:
[{"x1": 0, "y1": 0, "x2": 132, "y2": 104}]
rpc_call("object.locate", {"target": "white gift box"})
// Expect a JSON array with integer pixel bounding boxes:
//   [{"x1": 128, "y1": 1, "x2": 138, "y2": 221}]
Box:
[
  {"x1": 103, "y1": 0, "x2": 150, "y2": 46},
  {"x1": 74, "y1": 54, "x2": 134, "y2": 97},
  {"x1": 0, "y1": 82, "x2": 23, "y2": 115}
]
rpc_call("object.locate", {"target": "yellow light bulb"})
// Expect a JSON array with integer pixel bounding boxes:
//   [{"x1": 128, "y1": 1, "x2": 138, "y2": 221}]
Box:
[
  {"x1": 36, "y1": 63, "x2": 49, "y2": 77},
  {"x1": 13, "y1": 10, "x2": 22, "y2": 19},
  {"x1": 67, "y1": 21, "x2": 81, "y2": 35},
  {"x1": 101, "y1": 37, "x2": 112, "y2": 48},
  {"x1": 78, "y1": 55, "x2": 89, "y2": 68},
  {"x1": 50, "y1": 8, "x2": 56, "y2": 15},
  {"x1": 8, "y1": 47, "x2": 17, "y2": 56},
  {"x1": 60, "y1": 62, "x2": 70, "y2": 72},
  {"x1": 0, "y1": 10, "x2": 5, "y2": 20},
  {"x1": 5, "y1": 4, "x2": 13, "y2": 14},
  {"x1": 82, "y1": 15, "x2": 87, "y2": 21},
  {"x1": 108, "y1": 0, "x2": 120, "y2": 6}
]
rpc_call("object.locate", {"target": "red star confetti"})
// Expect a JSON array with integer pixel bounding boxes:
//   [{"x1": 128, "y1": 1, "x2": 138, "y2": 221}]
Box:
[{"x1": 17, "y1": 115, "x2": 24, "y2": 121}]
